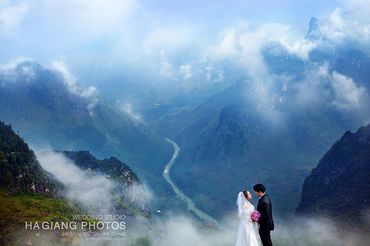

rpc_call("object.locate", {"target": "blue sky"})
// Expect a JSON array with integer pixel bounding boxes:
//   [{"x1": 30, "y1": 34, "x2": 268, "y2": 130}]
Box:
[
  {"x1": 141, "y1": 0, "x2": 341, "y2": 27},
  {"x1": 0, "y1": 0, "x2": 345, "y2": 62},
  {"x1": 0, "y1": 0, "x2": 369, "y2": 92},
  {"x1": 1, "y1": 0, "x2": 370, "y2": 124}
]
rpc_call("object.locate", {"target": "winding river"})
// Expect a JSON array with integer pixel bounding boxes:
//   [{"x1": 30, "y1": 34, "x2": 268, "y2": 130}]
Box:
[{"x1": 163, "y1": 137, "x2": 219, "y2": 226}]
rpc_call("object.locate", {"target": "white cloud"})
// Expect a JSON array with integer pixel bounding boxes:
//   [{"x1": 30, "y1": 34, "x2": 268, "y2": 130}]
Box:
[
  {"x1": 209, "y1": 22, "x2": 316, "y2": 81},
  {"x1": 341, "y1": 0, "x2": 370, "y2": 22},
  {"x1": 0, "y1": 56, "x2": 33, "y2": 73},
  {"x1": 124, "y1": 214, "x2": 367, "y2": 246},
  {"x1": 36, "y1": 149, "x2": 152, "y2": 216},
  {"x1": 179, "y1": 64, "x2": 193, "y2": 81},
  {"x1": 159, "y1": 50, "x2": 175, "y2": 78},
  {"x1": 123, "y1": 183, "x2": 152, "y2": 210},
  {"x1": 293, "y1": 66, "x2": 331, "y2": 107},
  {"x1": 119, "y1": 102, "x2": 143, "y2": 122},
  {"x1": 50, "y1": 61, "x2": 99, "y2": 114},
  {"x1": 330, "y1": 71, "x2": 366, "y2": 110},
  {"x1": 39, "y1": 0, "x2": 138, "y2": 35},
  {"x1": 80, "y1": 86, "x2": 97, "y2": 98},
  {"x1": 142, "y1": 27, "x2": 194, "y2": 55},
  {"x1": 292, "y1": 65, "x2": 367, "y2": 112},
  {"x1": 21, "y1": 65, "x2": 36, "y2": 80},
  {"x1": 50, "y1": 61, "x2": 78, "y2": 93},
  {"x1": 207, "y1": 22, "x2": 319, "y2": 122},
  {"x1": 0, "y1": 57, "x2": 36, "y2": 82},
  {"x1": 318, "y1": 9, "x2": 347, "y2": 41},
  {"x1": 36, "y1": 150, "x2": 115, "y2": 214},
  {"x1": 280, "y1": 39, "x2": 316, "y2": 60},
  {"x1": 311, "y1": 7, "x2": 370, "y2": 43},
  {"x1": 209, "y1": 24, "x2": 243, "y2": 60},
  {"x1": 50, "y1": 60, "x2": 97, "y2": 99},
  {"x1": 0, "y1": 0, "x2": 29, "y2": 35}
]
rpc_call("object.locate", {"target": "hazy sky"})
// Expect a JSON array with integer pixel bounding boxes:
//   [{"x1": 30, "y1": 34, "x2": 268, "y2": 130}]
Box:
[
  {"x1": 0, "y1": 0, "x2": 345, "y2": 62},
  {"x1": 0, "y1": 0, "x2": 369, "y2": 92},
  {"x1": 141, "y1": 0, "x2": 341, "y2": 26}
]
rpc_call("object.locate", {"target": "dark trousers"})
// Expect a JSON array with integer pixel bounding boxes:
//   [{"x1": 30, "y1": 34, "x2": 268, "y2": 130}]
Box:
[{"x1": 259, "y1": 228, "x2": 272, "y2": 246}]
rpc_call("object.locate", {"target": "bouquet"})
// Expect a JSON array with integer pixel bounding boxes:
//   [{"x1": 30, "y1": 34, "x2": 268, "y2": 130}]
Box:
[{"x1": 251, "y1": 211, "x2": 261, "y2": 222}]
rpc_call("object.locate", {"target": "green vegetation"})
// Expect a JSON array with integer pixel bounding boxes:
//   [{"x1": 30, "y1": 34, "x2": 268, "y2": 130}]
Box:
[
  {"x1": 0, "y1": 189, "x2": 88, "y2": 245},
  {"x1": 0, "y1": 121, "x2": 96, "y2": 244},
  {"x1": 0, "y1": 121, "x2": 62, "y2": 194}
]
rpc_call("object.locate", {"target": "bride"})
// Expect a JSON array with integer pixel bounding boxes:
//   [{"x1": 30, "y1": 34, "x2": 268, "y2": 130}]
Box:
[{"x1": 235, "y1": 190, "x2": 262, "y2": 246}]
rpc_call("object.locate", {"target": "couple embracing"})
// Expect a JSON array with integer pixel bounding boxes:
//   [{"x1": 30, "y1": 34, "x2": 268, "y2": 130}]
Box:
[{"x1": 235, "y1": 184, "x2": 274, "y2": 246}]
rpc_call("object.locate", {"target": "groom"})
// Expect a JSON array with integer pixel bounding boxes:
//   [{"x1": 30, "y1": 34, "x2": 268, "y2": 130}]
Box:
[{"x1": 253, "y1": 184, "x2": 274, "y2": 246}]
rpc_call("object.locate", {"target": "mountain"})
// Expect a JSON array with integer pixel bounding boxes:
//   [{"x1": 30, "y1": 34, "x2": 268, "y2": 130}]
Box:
[
  {"x1": 62, "y1": 150, "x2": 140, "y2": 185},
  {"x1": 0, "y1": 60, "x2": 174, "y2": 209},
  {"x1": 305, "y1": 17, "x2": 321, "y2": 40},
  {"x1": 0, "y1": 121, "x2": 62, "y2": 194},
  {"x1": 151, "y1": 18, "x2": 370, "y2": 218},
  {"x1": 61, "y1": 150, "x2": 150, "y2": 216},
  {"x1": 297, "y1": 125, "x2": 370, "y2": 231},
  {"x1": 305, "y1": 16, "x2": 370, "y2": 89},
  {"x1": 164, "y1": 79, "x2": 355, "y2": 218},
  {"x1": 0, "y1": 121, "x2": 84, "y2": 244},
  {"x1": 0, "y1": 121, "x2": 152, "y2": 244}
]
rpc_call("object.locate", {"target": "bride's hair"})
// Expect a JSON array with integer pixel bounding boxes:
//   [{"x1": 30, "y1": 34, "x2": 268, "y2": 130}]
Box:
[{"x1": 242, "y1": 190, "x2": 250, "y2": 199}]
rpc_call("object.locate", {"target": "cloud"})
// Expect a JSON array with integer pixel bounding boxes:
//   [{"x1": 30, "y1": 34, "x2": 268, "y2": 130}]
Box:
[
  {"x1": 0, "y1": 56, "x2": 34, "y2": 73},
  {"x1": 0, "y1": 57, "x2": 36, "y2": 82},
  {"x1": 142, "y1": 27, "x2": 195, "y2": 55},
  {"x1": 50, "y1": 61, "x2": 78, "y2": 93},
  {"x1": 124, "y1": 214, "x2": 368, "y2": 246},
  {"x1": 36, "y1": 149, "x2": 152, "y2": 216},
  {"x1": 293, "y1": 65, "x2": 330, "y2": 107},
  {"x1": 179, "y1": 63, "x2": 193, "y2": 81},
  {"x1": 310, "y1": 7, "x2": 370, "y2": 43},
  {"x1": 39, "y1": 0, "x2": 138, "y2": 35},
  {"x1": 50, "y1": 60, "x2": 98, "y2": 99},
  {"x1": 1, "y1": 0, "x2": 369, "y2": 119},
  {"x1": 80, "y1": 86, "x2": 97, "y2": 98},
  {"x1": 280, "y1": 39, "x2": 316, "y2": 60},
  {"x1": 0, "y1": 0, "x2": 29, "y2": 35},
  {"x1": 330, "y1": 71, "x2": 366, "y2": 110},
  {"x1": 0, "y1": 58, "x2": 99, "y2": 113},
  {"x1": 209, "y1": 21, "x2": 315, "y2": 75},
  {"x1": 341, "y1": 0, "x2": 370, "y2": 22},
  {"x1": 209, "y1": 24, "x2": 242, "y2": 60},
  {"x1": 159, "y1": 50, "x2": 175, "y2": 78},
  {"x1": 322, "y1": 9, "x2": 347, "y2": 41},
  {"x1": 123, "y1": 183, "x2": 152, "y2": 210},
  {"x1": 51, "y1": 61, "x2": 100, "y2": 113},
  {"x1": 273, "y1": 217, "x2": 369, "y2": 246},
  {"x1": 289, "y1": 63, "x2": 368, "y2": 113},
  {"x1": 36, "y1": 150, "x2": 115, "y2": 215},
  {"x1": 119, "y1": 102, "x2": 143, "y2": 122}
]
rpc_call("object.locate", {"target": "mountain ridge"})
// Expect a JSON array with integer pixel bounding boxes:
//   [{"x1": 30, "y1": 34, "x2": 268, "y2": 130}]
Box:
[
  {"x1": 297, "y1": 124, "x2": 370, "y2": 231},
  {"x1": 0, "y1": 60, "x2": 175, "y2": 210}
]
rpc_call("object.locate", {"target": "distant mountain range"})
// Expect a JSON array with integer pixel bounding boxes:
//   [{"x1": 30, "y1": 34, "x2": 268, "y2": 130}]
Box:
[
  {"x1": 297, "y1": 124, "x2": 370, "y2": 231},
  {"x1": 163, "y1": 78, "x2": 352, "y2": 217}
]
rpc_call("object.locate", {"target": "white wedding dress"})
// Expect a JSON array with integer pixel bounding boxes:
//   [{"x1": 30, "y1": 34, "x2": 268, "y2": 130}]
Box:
[{"x1": 235, "y1": 192, "x2": 262, "y2": 246}]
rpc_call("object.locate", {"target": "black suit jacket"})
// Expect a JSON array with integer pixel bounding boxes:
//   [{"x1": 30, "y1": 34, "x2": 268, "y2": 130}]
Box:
[{"x1": 257, "y1": 194, "x2": 274, "y2": 231}]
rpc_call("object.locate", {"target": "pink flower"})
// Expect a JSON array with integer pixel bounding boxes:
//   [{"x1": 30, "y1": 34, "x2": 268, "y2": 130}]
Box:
[{"x1": 251, "y1": 211, "x2": 261, "y2": 222}]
